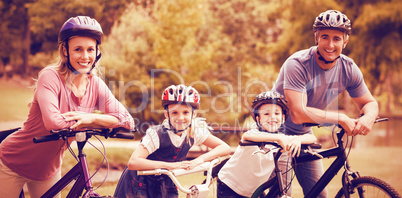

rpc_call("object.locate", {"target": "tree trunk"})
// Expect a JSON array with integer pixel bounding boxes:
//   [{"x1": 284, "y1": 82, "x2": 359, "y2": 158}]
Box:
[
  {"x1": 385, "y1": 72, "x2": 392, "y2": 146},
  {"x1": 21, "y1": 7, "x2": 31, "y2": 77}
]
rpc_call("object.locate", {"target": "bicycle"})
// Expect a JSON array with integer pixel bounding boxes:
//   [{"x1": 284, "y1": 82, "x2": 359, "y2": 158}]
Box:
[
  {"x1": 137, "y1": 155, "x2": 231, "y2": 198},
  {"x1": 19, "y1": 127, "x2": 135, "y2": 198},
  {"x1": 240, "y1": 118, "x2": 401, "y2": 198}
]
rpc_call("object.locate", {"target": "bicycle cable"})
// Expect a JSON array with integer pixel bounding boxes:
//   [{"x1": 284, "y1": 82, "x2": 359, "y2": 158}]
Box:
[
  {"x1": 66, "y1": 138, "x2": 79, "y2": 162},
  {"x1": 87, "y1": 135, "x2": 109, "y2": 190},
  {"x1": 283, "y1": 154, "x2": 296, "y2": 195}
]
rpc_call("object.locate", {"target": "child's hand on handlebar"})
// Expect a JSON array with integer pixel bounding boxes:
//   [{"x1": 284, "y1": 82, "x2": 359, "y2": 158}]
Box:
[
  {"x1": 188, "y1": 158, "x2": 205, "y2": 170},
  {"x1": 286, "y1": 138, "x2": 302, "y2": 157},
  {"x1": 167, "y1": 158, "x2": 205, "y2": 170}
]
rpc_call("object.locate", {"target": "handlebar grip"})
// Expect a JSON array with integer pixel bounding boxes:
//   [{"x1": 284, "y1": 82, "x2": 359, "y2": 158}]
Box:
[
  {"x1": 33, "y1": 134, "x2": 61, "y2": 143},
  {"x1": 114, "y1": 132, "x2": 135, "y2": 139},
  {"x1": 239, "y1": 140, "x2": 281, "y2": 148}
]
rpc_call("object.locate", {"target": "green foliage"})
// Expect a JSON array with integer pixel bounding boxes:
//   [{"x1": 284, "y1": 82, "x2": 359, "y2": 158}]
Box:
[
  {"x1": 102, "y1": 0, "x2": 286, "y2": 128},
  {"x1": 268, "y1": 0, "x2": 340, "y2": 70},
  {"x1": 348, "y1": 0, "x2": 402, "y2": 87},
  {"x1": 1, "y1": 0, "x2": 401, "y2": 126}
]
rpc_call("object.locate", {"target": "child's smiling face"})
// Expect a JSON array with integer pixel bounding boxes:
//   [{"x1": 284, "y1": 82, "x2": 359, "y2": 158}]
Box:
[
  {"x1": 257, "y1": 103, "x2": 284, "y2": 132},
  {"x1": 165, "y1": 104, "x2": 196, "y2": 132}
]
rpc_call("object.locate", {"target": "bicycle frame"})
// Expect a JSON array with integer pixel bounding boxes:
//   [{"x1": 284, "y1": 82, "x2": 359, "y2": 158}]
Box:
[
  {"x1": 255, "y1": 127, "x2": 357, "y2": 198},
  {"x1": 294, "y1": 128, "x2": 350, "y2": 198},
  {"x1": 41, "y1": 140, "x2": 100, "y2": 198}
]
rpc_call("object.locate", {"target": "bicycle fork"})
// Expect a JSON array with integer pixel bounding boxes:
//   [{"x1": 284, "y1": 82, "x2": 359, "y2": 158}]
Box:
[{"x1": 341, "y1": 159, "x2": 361, "y2": 198}]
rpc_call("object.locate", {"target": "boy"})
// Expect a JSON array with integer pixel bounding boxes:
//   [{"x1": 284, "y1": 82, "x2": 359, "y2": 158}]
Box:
[{"x1": 217, "y1": 91, "x2": 317, "y2": 197}]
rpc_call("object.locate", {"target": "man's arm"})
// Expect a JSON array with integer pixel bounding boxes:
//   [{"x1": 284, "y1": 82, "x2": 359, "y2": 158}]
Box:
[
  {"x1": 284, "y1": 89, "x2": 358, "y2": 135},
  {"x1": 350, "y1": 92, "x2": 378, "y2": 136}
]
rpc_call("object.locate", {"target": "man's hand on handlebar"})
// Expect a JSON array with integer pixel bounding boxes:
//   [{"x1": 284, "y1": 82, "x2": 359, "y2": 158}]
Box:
[
  {"x1": 339, "y1": 113, "x2": 376, "y2": 136},
  {"x1": 352, "y1": 114, "x2": 376, "y2": 136}
]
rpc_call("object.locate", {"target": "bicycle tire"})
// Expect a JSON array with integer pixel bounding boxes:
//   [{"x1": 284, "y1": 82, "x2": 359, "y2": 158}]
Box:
[
  {"x1": 335, "y1": 176, "x2": 401, "y2": 198},
  {"x1": 250, "y1": 178, "x2": 280, "y2": 198}
]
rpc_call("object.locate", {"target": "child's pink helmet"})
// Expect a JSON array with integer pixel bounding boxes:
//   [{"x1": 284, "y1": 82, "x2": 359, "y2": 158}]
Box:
[{"x1": 162, "y1": 85, "x2": 200, "y2": 109}]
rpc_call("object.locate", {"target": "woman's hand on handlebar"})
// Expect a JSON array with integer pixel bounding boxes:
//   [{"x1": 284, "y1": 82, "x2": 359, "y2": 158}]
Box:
[{"x1": 62, "y1": 111, "x2": 119, "y2": 129}]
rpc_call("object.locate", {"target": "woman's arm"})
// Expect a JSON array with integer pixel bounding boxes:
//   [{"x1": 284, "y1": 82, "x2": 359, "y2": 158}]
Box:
[
  {"x1": 63, "y1": 112, "x2": 119, "y2": 129},
  {"x1": 93, "y1": 77, "x2": 135, "y2": 129},
  {"x1": 36, "y1": 68, "x2": 75, "y2": 130}
]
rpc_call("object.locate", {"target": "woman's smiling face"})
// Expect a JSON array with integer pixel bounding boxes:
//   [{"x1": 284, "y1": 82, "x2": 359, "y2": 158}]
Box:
[{"x1": 67, "y1": 36, "x2": 97, "y2": 74}]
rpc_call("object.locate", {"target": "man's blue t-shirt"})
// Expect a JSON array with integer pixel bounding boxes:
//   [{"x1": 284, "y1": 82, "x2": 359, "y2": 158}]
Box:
[{"x1": 272, "y1": 46, "x2": 369, "y2": 135}]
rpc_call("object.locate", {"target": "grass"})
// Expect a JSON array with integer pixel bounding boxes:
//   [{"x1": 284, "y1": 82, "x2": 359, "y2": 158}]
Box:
[{"x1": 0, "y1": 79, "x2": 32, "y2": 121}]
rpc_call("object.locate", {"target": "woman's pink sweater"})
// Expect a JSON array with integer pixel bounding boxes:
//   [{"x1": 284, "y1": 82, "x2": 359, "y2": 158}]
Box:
[{"x1": 0, "y1": 67, "x2": 134, "y2": 181}]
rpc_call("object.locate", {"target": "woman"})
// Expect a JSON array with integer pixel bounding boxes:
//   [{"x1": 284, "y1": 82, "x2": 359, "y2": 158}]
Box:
[{"x1": 0, "y1": 16, "x2": 135, "y2": 198}]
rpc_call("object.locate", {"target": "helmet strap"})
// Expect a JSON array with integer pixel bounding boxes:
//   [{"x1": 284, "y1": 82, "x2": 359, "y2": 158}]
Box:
[
  {"x1": 317, "y1": 49, "x2": 340, "y2": 64},
  {"x1": 166, "y1": 107, "x2": 194, "y2": 134}
]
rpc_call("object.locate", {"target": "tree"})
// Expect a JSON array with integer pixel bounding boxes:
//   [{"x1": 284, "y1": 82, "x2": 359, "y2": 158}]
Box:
[
  {"x1": 268, "y1": 0, "x2": 340, "y2": 70},
  {"x1": 102, "y1": 0, "x2": 288, "y2": 129},
  {"x1": 347, "y1": 0, "x2": 402, "y2": 114},
  {"x1": 0, "y1": 0, "x2": 34, "y2": 77},
  {"x1": 0, "y1": 0, "x2": 136, "y2": 77}
]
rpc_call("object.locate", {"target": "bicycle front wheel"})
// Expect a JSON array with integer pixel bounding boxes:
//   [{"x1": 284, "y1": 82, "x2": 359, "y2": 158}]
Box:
[
  {"x1": 251, "y1": 178, "x2": 280, "y2": 198},
  {"x1": 335, "y1": 176, "x2": 401, "y2": 198}
]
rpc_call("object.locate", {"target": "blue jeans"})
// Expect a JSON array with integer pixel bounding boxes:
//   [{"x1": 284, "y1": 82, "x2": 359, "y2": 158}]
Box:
[
  {"x1": 114, "y1": 167, "x2": 178, "y2": 198},
  {"x1": 217, "y1": 152, "x2": 292, "y2": 197},
  {"x1": 271, "y1": 152, "x2": 292, "y2": 196},
  {"x1": 293, "y1": 159, "x2": 328, "y2": 198},
  {"x1": 217, "y1": 179, "x2": 247, "y2": 198}
]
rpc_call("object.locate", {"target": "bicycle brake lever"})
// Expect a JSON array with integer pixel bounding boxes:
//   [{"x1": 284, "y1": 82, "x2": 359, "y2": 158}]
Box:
[
  {"x1": 303, "y1": 150, "x2": 323, "y2": 159},
  {"x1": 252, "y1": 147, "x2": 271, "y2": 155}
]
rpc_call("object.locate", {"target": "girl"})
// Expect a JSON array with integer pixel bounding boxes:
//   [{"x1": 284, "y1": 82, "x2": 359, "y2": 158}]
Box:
[
  {"x1": 114, "y1": 84, "x2": 231, "y2": 198},
  {"x1": 0, "y1": 16, "x2": 135, "y2": 198}
]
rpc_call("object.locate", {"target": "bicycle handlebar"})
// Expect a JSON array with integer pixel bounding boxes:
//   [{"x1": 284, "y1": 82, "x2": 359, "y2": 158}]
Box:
[
  {"x1": 33, "y1": 127, "x2": 135, "y2": 144},
  {"x1": 239, "y1": 140, "x2": 322, "y2": 150},
  {"x1": 137, "y1": 155, "x2": 231, "y2": 195},
  {"x1": 303, "y1": 117, "x2": 388, "y2": 128}
]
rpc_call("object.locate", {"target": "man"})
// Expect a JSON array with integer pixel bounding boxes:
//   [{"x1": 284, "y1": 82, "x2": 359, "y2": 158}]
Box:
[{"x1": 272, "y1": 10, "x2": 378, "y2": 197}]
